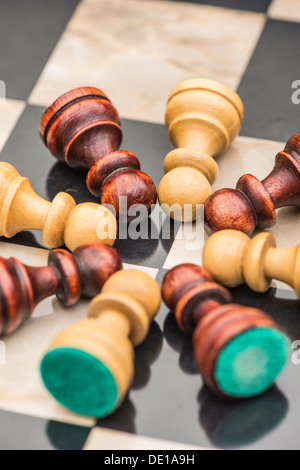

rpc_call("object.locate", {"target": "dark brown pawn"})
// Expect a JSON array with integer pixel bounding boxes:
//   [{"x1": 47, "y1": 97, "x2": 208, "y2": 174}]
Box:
[
  {"x1": 39, "y1": 87, "x2": 157, "y2": 218},
  {"x1": 162, "y1": 264, "x2": 287, "y2": 398},
  {"x1": 204, "y1": 133, "x2": 300, "y2": 235},
  {"x1": 0, "y1": 243, "x2": 122, "y2": 336}
]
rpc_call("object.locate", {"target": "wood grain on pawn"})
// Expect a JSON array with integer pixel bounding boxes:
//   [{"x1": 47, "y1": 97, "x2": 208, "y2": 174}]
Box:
[
  {"x1": 39, "y1": 87, "x2": 157, "y2": 219},
  {"x1": 158, "y1": 78, "x2": 244, "y2": 221},
  {"x1": 40, "y1": 270, "x2": 161, "y2": 418},
  {"x1": 162, "y1": 264, "x2": 289, "y2": 399},
  {"x1": 0, "y1": 243, "x2": 122, "y2": 336},
  {"x1": 204, "y1": 133, "x2": 300, "y2": 234},
  {"x1": 203, "y1": 229, "x2": 300, "y2": 297},
  {"x1": 0, "y1": 162, "x2": 117, "y2": 250}
]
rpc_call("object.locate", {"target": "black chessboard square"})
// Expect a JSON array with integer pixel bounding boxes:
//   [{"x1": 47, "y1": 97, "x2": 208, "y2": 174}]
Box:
[
  {"x1": 0, "y1": 0, "x2": 80, "y2": 101},
  {"x1": 238, "y1": 19, "x2": 300, "y2": 142},
  {"x1": 164, "y1": 0, "x2": 272, "y2": 12}
]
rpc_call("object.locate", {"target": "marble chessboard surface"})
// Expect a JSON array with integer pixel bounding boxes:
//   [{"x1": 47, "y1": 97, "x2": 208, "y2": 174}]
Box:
[{"x1": 0, "y1": 0, "x2": 300, "y2": 450}]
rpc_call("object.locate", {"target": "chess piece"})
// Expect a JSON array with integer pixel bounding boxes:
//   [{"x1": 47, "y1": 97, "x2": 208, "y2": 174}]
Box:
[
  {"x1": 0, "y1": 243, "x2": 122, "y2": 336},
  {"x1": 0, "y1": 162, "x2": 117, "y2": 250},
  {"x1": 158, "y1": 78, "x2": 244, "y2": 221},
  {"x1": 203, "y1": 229, "x2": 300, "y2": 297},
  {"x1": 164, "y1": 309, "x2": 288, "y2": 447},
  {"x1": 40, "y1": 270, "x2": 161, "y2": 417},
  {"x1": 39, "y1": 87, "x2": 157, "y2": 219},
  {"x1": 204, "y1": 133, "x2": 300, "y2": 234},
  {"x1": 162, "y1": 264, "x2": 289, "y2": 399}
]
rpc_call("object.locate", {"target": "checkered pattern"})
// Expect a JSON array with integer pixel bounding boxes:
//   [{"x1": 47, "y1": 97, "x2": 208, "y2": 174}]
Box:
[{"x1": 0, "y1": 0, "x2": 299, "y2": 450}]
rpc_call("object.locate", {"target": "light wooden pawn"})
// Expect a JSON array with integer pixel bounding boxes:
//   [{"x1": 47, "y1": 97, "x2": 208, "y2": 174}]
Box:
[
  {"x1": 42, "y1": 270, "x2": 161, "y2": 417},
  {"x1": 202, "y1": 229, "x2": 300, "y2": 298},
  {"x1": 0, "y1": 162, "x2": 117, "y2": 250},
  {"x1": 158, "y1": 78, "x2": 244, "y2": 221}
]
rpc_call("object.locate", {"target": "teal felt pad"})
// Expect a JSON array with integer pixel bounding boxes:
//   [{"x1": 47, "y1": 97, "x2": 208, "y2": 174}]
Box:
[
  {"x1": 40, "y1": 348, "x2": 118, "y2": 417},
  {"x1": 215, "y1": 328, "x2": 290, "y2": 398}
]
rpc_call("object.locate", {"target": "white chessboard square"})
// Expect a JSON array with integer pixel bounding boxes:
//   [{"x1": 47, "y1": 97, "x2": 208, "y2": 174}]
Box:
[
  {"x1": 268, "y1": 0, "x2": 300, "y2": 23},
  {"x1": 29, "y1": 0, "x2": 265, "y2": 124},
  {"x1": 84, "y1": 427, "x2": 210, "y2": 450},
  {"x1": 0, "y1": 99, "x2": 25, "y2": 152}
]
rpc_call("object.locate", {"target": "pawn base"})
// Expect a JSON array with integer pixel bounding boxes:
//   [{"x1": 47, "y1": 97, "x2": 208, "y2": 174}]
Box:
[
  {"x1": 41, "y1": 347, "x2": 118, "y2": 418},
  {"x1": 215, "y1": 328, "x2": 289, "y2": 398}
]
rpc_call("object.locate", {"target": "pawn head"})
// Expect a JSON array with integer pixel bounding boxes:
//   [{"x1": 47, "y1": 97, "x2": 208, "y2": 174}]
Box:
[
  {"x1": 158, "y1": 167, "x2": 211, "y2": 221},
  {"x1": 72, "y1": 243, "x2": 122, "y2": 298},
  {"x1": 162, "y1": 263, "x2": 213, "y2": 311},
  {"x1": 204, "y1": 188, "x2": 256, "y2": 235},
  {"x1": 87, "y1": 151, "x2": 157, "y2": 220},
  {"x1": 64, "y1": 202, "x2": 117, "y2": 251}
]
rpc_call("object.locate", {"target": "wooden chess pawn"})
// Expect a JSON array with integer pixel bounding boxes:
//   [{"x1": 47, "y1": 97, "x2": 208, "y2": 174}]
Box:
[
  {"x1": 0, "y1": 162, "x2": 117, "y2": 250},
  {"x1": 203, "y1": 229, "x2": 300, "y2": 298},
  {"x1": 162, "y1": 264, "x2": 289, "y2": 399},
  {"x1": 158, "y1": 78, "x2": 244, "y2": 221},
  {"x1": 205, "y1": 133, "x2": 300, "y2": 234},
  {"x1": 0, "y1": 243, "x2": 122, "y2": 336},
  {"x1": 39, "y1": 87, "x2": 157, "y2": 219},
  {"x1": 40, "y1": 270, "x2": 161, "y2": 417}
]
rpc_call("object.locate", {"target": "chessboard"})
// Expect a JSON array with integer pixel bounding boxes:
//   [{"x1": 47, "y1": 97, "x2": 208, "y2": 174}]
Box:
[{"x1": 0, "y1": 0, "x2": 300, "y2": 451}]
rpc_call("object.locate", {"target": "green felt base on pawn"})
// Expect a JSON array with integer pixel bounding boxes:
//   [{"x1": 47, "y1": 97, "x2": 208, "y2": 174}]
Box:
[
  {"x1": 215, "y1": 328, "x2": 290, "y2": 398},
  {"x1": 40, "y1": 348, "x2": 118, "y2": 417}
]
